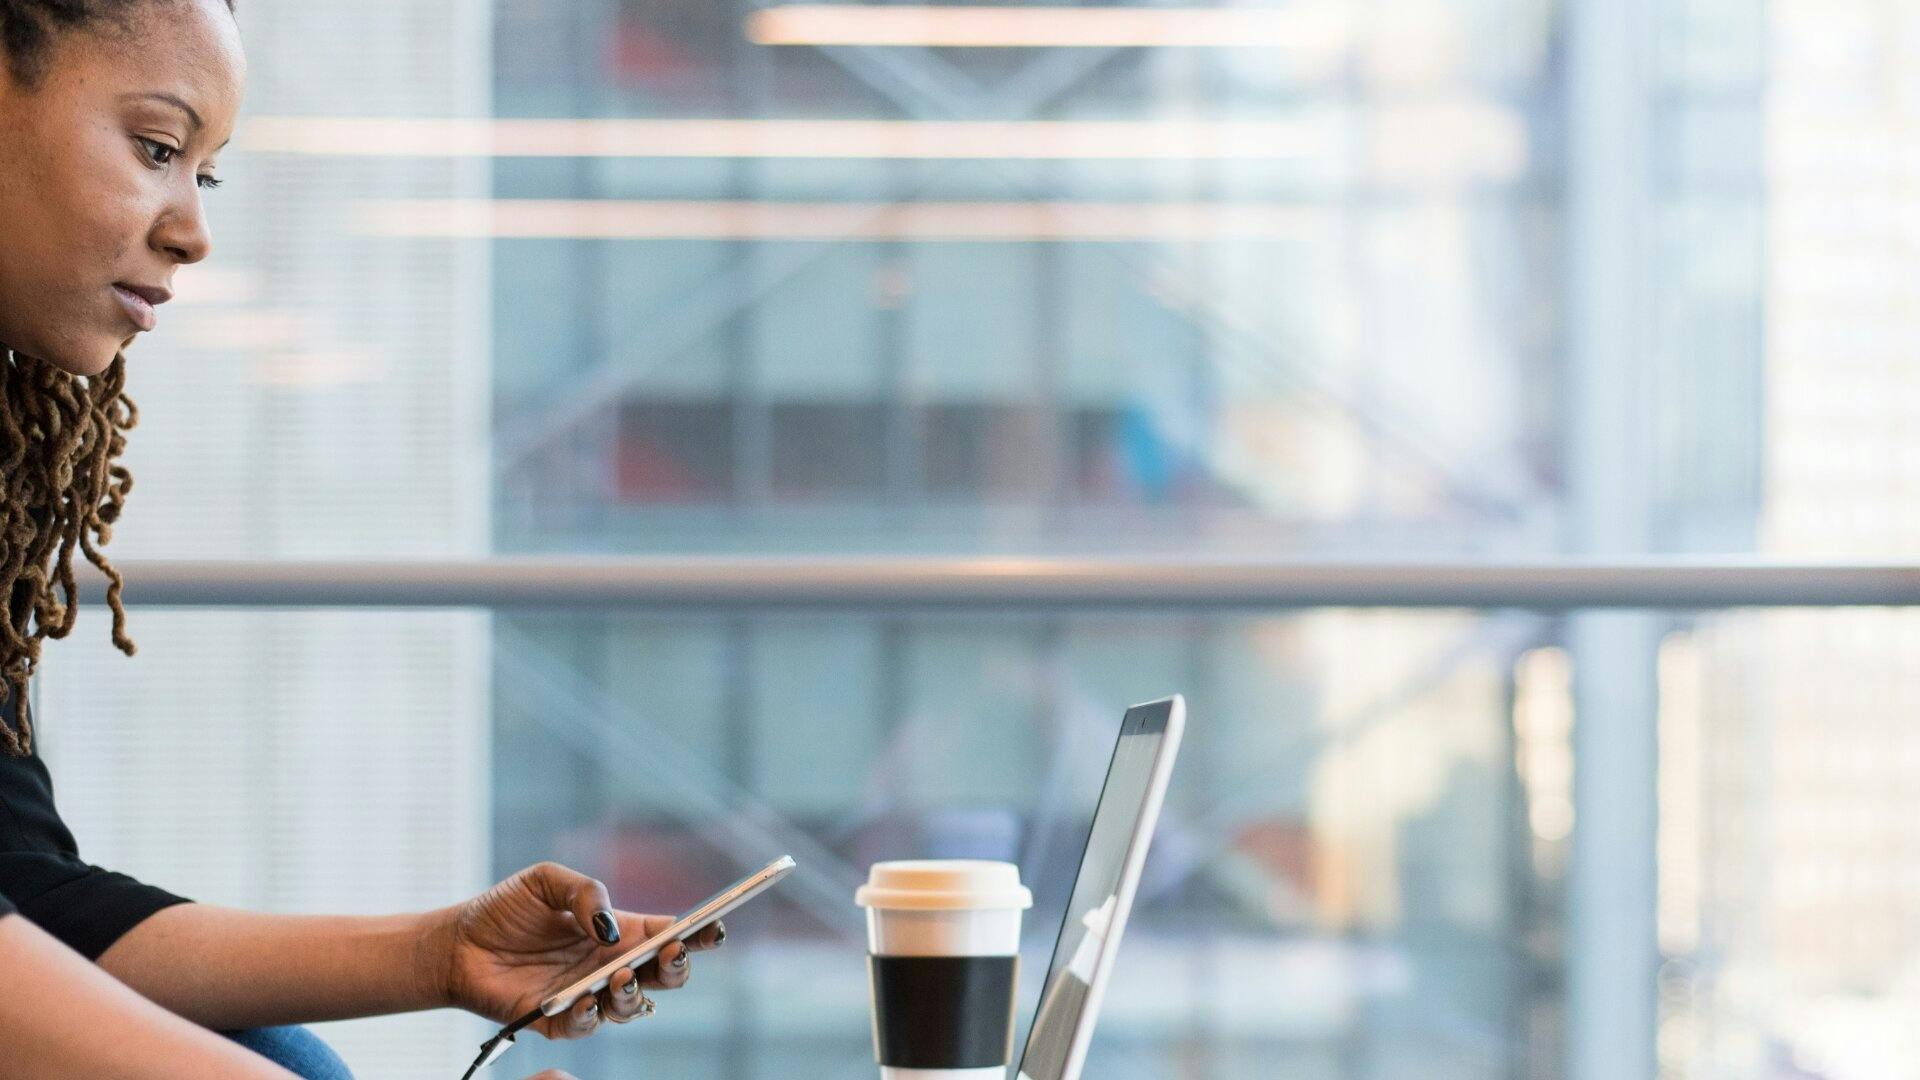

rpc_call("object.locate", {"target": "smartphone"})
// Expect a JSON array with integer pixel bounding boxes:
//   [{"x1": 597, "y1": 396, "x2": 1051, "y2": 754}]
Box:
[{"x1": 538, "y1": 855, "x2": 797, "y2": 1017}]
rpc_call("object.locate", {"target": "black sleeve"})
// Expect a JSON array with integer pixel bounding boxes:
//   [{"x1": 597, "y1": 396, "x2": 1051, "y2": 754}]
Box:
[
  {"x1": 0, "y1": 889, "x2": 14, "y2": 918},
  {"x1": 0, "y1": 852, "x2": 190, "y2": 960},
  {"x1": 0, "y1": 695, "x2": 192, "y2": 959}
]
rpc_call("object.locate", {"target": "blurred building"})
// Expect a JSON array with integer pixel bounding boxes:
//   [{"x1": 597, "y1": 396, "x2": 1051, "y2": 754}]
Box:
[{"x1": 1669, "y1": 2, "x2": 1920, "y2": 1079}]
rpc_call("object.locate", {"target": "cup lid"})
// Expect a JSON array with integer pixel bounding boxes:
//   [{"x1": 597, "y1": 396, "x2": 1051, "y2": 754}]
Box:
[{"x1": 855, "y1": 860, "x2": 1034, "y2": 911}]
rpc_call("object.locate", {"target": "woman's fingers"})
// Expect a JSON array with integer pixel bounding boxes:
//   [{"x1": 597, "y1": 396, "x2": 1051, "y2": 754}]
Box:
[
  {"x1": 514, "y1": 862, "x2": 735, "y2": 961},
  {"x1": 533, "y1": 991, "x2": 603, "y2": 1041},
  {"x1": 520, "y1": 863, "x2": 621, "y2": 947},
  {"x1": 631, "y1": 940, "x2": 692, "y2": 990},
  {"x1": 612, "y1": 939, "x2": 689, "y2": 992},
  {"x1": 600, "y1": 966, "x2": 655, "y2": 1023},
  {"x1": 561, "y1": 992, "x2": 601, "y2": 1039},
  {"x1": 612, "y1": 911, "x2": 675, "y2": 949},
  {"x1": 688, "y1": 920, "x2": 726, "y2": 952}
]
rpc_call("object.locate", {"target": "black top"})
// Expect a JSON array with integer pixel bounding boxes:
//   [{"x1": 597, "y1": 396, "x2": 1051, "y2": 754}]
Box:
[{"x1": 0, "y1": 689, "x2": 191, "y2": 956}]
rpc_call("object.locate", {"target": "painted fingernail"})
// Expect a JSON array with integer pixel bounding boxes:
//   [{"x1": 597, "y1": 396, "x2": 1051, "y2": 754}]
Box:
[
  {"x1": 620, "y1": 973, "x2": 639, "y2": 996},
  {"x1": 671, "y1": 947, "x2": 689, "y2": 969},
  {"x1": 593, "y1": 911, "x2": 620, "y2": 945},
  {"x1": 581, "y1": 998, "x2": 599, "y2": 1019},
  {"x1": 713, "y1": 922, "x2": 727, "y2": 945}
]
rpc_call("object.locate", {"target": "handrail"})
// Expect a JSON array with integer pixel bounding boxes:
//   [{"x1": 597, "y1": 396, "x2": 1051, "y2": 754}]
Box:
[{"x1": 78, "y1": 557, "x2": 1920, "y2": 609}]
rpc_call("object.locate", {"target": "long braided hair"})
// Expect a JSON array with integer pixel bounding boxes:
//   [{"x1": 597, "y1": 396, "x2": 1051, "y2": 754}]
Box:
[
  {"x1": 0, "y1": 0, "x2": 222, "y2": 754},
  {"x1": 0, "y1": 350, "x2": 138, "y2": 756}
]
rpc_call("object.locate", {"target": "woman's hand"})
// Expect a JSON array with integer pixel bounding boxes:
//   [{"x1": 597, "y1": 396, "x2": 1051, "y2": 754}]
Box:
[{"x1": 421, "y1": 862, "x2": 726, "y2": 1041}]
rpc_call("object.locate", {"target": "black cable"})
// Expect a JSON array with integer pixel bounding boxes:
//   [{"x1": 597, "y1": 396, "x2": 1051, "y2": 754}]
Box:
[{"x1": 458, "y1": 1005, "x2": 544, "y2": 1080}]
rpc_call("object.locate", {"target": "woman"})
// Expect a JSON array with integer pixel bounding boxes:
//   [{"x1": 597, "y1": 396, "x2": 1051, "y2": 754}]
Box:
[{"x1": 0, "y1": 1, "x2": 722, "y2": 1075}]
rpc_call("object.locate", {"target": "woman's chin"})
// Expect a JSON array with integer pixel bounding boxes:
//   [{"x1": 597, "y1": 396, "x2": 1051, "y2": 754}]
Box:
[{"x1": 24, "y1": 337, "x2": 122, "y2": 378}]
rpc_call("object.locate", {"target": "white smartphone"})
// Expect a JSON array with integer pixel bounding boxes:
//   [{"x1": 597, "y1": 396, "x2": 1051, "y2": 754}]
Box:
[{"x1": 538, "y1": 855, "x2": 797, "y2": 1017}]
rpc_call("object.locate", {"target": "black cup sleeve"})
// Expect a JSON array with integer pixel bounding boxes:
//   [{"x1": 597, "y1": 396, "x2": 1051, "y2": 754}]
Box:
[{"x1": 869, "y1": 954, "x2": 1020, "y2": 1070}]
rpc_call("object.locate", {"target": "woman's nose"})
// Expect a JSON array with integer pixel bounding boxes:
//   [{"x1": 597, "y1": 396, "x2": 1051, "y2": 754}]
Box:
[{"x1": 151, "y1": 201, "x2": 213, "y2": 265}]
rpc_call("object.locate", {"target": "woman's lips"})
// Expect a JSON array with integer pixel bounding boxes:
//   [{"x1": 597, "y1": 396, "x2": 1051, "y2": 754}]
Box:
[{"x1": 112, "y1": 284, "x2": 157, "y2": 332}]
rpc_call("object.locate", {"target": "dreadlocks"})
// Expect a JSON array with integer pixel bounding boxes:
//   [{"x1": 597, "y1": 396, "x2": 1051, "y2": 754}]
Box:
[{"x1": 0, "y1": 348, "x2": 138, "y2": 755}]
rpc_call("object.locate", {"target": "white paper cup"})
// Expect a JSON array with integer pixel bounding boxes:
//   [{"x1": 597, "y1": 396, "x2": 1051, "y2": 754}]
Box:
[{"x1": 858, "y1": 861, "x2": 1034, "y2": 1080}]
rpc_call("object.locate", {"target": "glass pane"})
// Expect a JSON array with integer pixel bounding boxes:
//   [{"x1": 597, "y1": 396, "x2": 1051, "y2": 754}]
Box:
[
  {"x1": 1659, "y1": 610, "x2": 1920, "y2": 1080},
  {"x1": 487, "y1": 0, "x2": 1578, "y2": 557}
]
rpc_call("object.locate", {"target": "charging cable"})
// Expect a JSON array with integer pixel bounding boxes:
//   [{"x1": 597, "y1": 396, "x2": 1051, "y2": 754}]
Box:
[{"x1": 458, "y1": 1005, "x2": 543, "y2": 1080}]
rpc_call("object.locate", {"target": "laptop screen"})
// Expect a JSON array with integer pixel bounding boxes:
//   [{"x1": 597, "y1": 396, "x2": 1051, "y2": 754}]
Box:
[{"x1": 1015, "y1": 701, "x2": 1175, "y2": 1080}]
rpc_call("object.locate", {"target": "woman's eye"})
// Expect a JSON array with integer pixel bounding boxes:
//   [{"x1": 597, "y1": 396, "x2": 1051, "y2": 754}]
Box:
[
  {"x1": 137, "y1": 137, "x2": 222, "y2": 190},
  {"x1": 137, "y1": 136, "x2": 177, "y2": 167}
]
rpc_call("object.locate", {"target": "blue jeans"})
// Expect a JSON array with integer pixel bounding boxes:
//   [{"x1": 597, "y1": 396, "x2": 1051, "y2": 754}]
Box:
[{"x1": 222, "y1": 1025, "x2": 354, "y2": 1080}]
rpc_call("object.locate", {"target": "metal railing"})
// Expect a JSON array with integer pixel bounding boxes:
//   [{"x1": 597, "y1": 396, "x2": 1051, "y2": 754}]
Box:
[{"x1": 80, "y1": 557, "x2": 1920, "y2": 609}]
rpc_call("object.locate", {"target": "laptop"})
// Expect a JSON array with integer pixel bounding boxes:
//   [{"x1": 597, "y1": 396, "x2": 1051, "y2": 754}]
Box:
[{"x1": 1014, "y1": 694, "x2": 1185, "y2": 1080}]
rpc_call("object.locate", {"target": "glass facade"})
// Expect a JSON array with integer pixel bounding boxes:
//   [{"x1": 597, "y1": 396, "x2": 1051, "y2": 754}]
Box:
[
  {"x1": 491, "y1": 611, "x2": 1534, "y2": 1078},
  {"x1": 484, "y1": 3, "x2": 1582, "y2": 1075}
]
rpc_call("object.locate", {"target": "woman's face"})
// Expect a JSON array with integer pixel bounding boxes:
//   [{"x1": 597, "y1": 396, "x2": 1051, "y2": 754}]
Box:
[{"x1": 0, "y1": 0, "x2": 245, "y2": 377}]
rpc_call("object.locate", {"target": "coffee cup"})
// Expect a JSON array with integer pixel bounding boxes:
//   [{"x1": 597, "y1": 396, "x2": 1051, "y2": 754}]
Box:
[{"x1": 857, "y1": 860, "x2": 1034, "y2": 1080}]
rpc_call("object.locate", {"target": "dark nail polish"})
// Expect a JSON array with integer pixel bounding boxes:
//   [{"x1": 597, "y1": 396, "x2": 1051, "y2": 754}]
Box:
[
  {"x1": 593, "y1": 911, "x2": 620, "y2": 945},
  {"x1": 713, "y1": 922, "x2": 727, "y2": 945},
  {"x1": 671, "y1": 947, "x2": 689, "y2": 969},
  {"x1": 620, "y1": 972, "x2": 638, "y2": 996}
]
